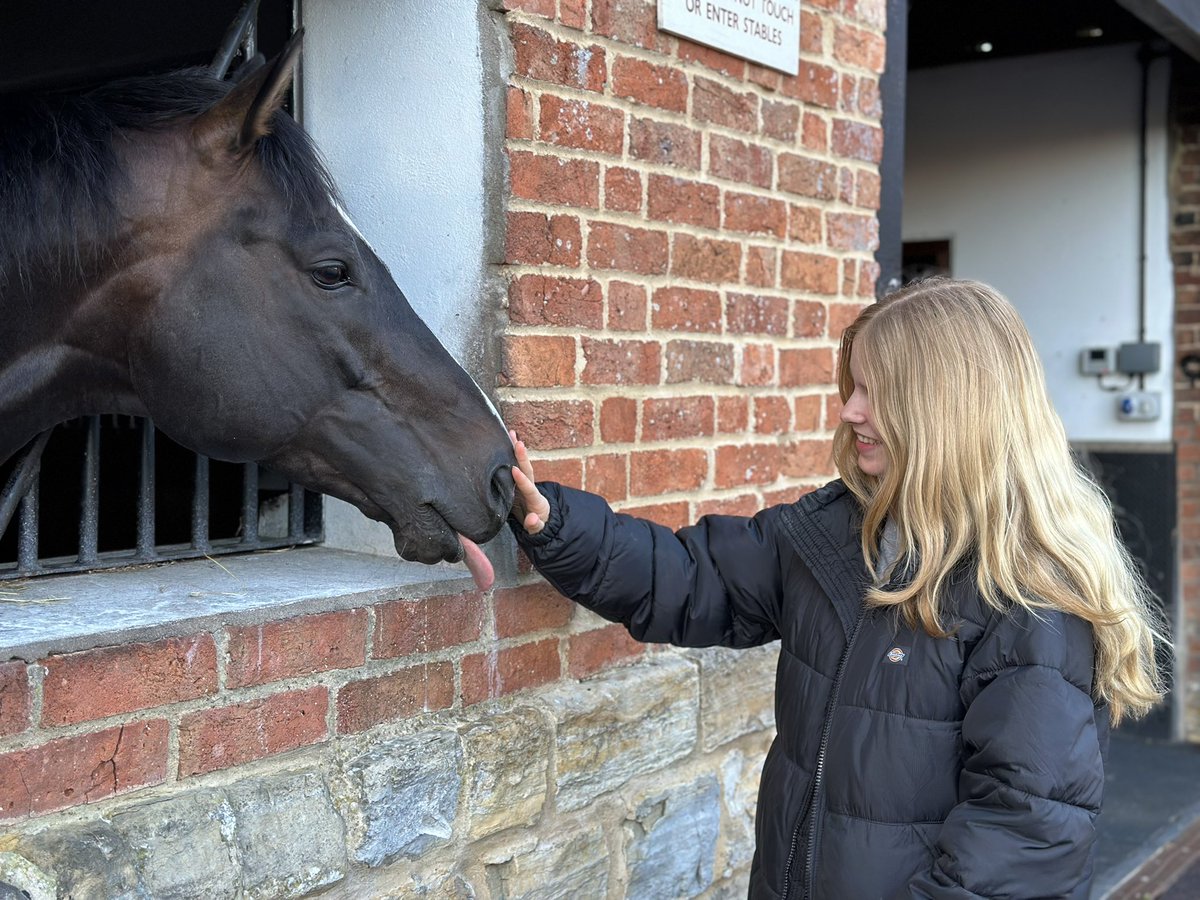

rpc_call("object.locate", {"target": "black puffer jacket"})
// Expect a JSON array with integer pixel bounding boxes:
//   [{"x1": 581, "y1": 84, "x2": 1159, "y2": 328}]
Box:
[{"x1": 511, "y1": 479, "x2": 1108, "y2": 899}]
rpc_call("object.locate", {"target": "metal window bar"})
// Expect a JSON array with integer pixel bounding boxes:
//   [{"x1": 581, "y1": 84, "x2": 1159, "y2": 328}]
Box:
[{"x1": 0, "y1": 417, "x2": 322, "y2": 580}]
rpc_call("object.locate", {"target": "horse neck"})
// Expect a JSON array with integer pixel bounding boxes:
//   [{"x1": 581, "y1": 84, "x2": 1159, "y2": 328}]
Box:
[{"x1": 0, "y1": 259, "x2": 148, "y2": 463}]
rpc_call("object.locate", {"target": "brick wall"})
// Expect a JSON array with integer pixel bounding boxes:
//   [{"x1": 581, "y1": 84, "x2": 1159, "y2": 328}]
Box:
[
  {"x1": 1173, "y1": 65, "x2": 1200, "y2": 741},
  {"x1": 0, "y1": 1, "x2": 886, "y2": 895}
]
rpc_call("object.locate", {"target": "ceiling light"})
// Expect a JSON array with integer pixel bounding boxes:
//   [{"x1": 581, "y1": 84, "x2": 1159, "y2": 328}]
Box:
[
  {"x1": 1076, "y1": 26, "x2": 1104, "y2": 39},
  {"x1": 974, "y1": 42, "x2": 994, "y2": 53}
]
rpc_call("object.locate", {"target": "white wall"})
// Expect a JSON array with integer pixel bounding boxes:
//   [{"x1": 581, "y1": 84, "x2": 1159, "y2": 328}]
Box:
[
  {"x1": 298, "y1": 1, "x2": 494, "y2": 553},
  {"x1": 904, "y1": 45, "x2": 1173, "y2": 444}
]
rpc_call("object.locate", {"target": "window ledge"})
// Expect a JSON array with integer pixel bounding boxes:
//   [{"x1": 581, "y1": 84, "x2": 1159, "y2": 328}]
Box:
[{"x1": 0, "y1": 547, "x2": 477, "y2": 661}]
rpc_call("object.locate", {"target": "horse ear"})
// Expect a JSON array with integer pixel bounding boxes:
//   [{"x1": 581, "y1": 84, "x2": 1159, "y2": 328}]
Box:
[{"x1": 193, "y1": 30, "x2": 304, "y2": 161}]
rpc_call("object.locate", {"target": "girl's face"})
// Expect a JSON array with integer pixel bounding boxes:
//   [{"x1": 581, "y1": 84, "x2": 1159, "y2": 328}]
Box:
[{"x1": 841, "y1": 347, "x2": 890, "y2": 477}]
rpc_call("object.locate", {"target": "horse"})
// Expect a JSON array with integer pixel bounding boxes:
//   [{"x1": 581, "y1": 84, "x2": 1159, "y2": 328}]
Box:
[{"x1": 0, "y1": 34, "x2": 514, "y2": 589}]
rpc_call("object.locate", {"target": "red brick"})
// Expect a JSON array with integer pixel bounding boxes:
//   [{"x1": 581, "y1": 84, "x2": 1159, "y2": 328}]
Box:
[
  {"x1": 781, "y1": 251, "x2": 839, "y2": 294},
  {"x1": 617, "y1": 501, "x2": 689, "y2": 530},
  {"x1": 802, "y1": 113, "x2": 828, "y2": 152},
  {"x1": 0, "y1": 662, "x2": 30, "y2": 737},
  {"x1": 764, "y1": 484, "x2": 818, "y2": 508},
  {"x1": 630, "y1": 118, "x2": 702, "y2": 169},
  {"x1": 794, "y1": 394, "x2": 824, "y2": 432},
  {"x1": 832, "y1": 119, "x2": 884, "y2": 163},
  {"x1": 845, "y1": 0, "x2": 887, "y2": 28},
  {"x1": 507, "y1": 86, "x2": 534, "y2": 140},
  {"x1": 586, "y1": 452, "x2": 629, "y2": 499},
  {"x1": 501, "y1": 334, "x2": 577, "y2": 387},
  {"x1": 697, "y1": 495, "x2": 760, "y2": 518},
  {"x1": 746, "y1": 246, "x2": 777, "y2": 287},
  {"x1": 839, "y1": 74, "x2": 861, "y2": 116},
  {"x1": 642, "y1": 396, "x2": 715, "y2": 441},
  {"x1": 539, "y1": 96, "x2": 625, "y2": 154},
  {"x1": 180, "y1": 688, "x2": 327, "y2": 776},
  {"x1": 512, "y1": 24, "x2": 606, "y2": 91},
  {"x1": 763, "y1": 100, "x2": 800, "y2": 143},
  {"x1": 494, "y1": 582, "x2": 573, "y2": 638},
  {"x1": 608, "y1": 280, "x2": 648, "y2": 330},
  {"x1": 859, "y1": 261, "x2": 882, "y2": 297},
  {"x1": 42, "y1": 635, "x2": 217, "y2": 726},
  {"x1": 605, "y1": 166, "x2": 643, "y2": 213},
  {"x1": 501, "y1": 400, "x2": 595, "y2": 449},
  {"x1": 612, "y1": 56, "x2": 688, "y2": 112},
  {"x1": 783, "y1": 61, "x2": 839, "y2": 108},
  {"x1": 561, "y1": 0, "x2": 586, "y2": 28},
  {"x1": 462, "y1": 639, "x2": 561, "y2": 704},
  {"x1": 581, "y1": 337, "x2": 661, "y2": 384},
  {"x1": 794, "y1": 300, "x2": 829, "y2": 338},
  {"x1": 780, "y1": 439, "x2": 836, "y2": 478},
  {"x1": 858, "y1": 77, "x2": 883, "y2": 118},
  {"x1": 505, "y1": 212, "x2": 582, "y2": 266},
  {"x1": 829, "y1": 301, "x2": 870, "y2": 338},
  {"x1": 755, "y1": 395, "x2": 792, "y2": 433},
  {"x1": 671, "y1": 235, "x2": 742, "y2": 284},
  {"x1": 856, "y1": 169, "x2": 881, "y2": 209},
  {"x1": 588, "y1": 222, "x2": 669, "y2": 275},
  {"x1": 375, "y1": 592, "x2": 486, "y2": 658},
  {"x1": 0, "y1": 721, "x2": 168, "y2": 821},
  {"x1": 779, "y1": 154, "x2": 838, "y2": 200},
  {"x1": 510, "y1": 151, "x2": 600, "y2": 207},
  {"x1": 665, "y1": 340, "x2": 735, "y2": 384},
  {"x1": 651, "y1": 287, "x2": 722, "y2": 333},
  {"x1": 789, "y1": 204, "x2": 823, "y2": 244},
  {"x1": 509, "y1": 275, "x2": 603, "y2": 327},
  {"x1": 601, "y1": 397, "x2": 638, "y2": 442},
  {"x1": 505, "y1": 0, "x2": 554, "y2": 16},
  {"x1": 569, "y1": 625, "x2": 644, "y2": 678},
  {"x1": 715, "y1": 444, "x2": 781, "y2": 488},
  {"x1": 728, "y1": 293, "x2": 788, "y2": 335},
  {"x1": 631, "y1": 449, "x2": 707, "y2": 495},
  {"x1": 709, "y1": 135, "x2": 773, "y2": 189},
  {"x1": 226, "y1": 610, "x2": 367, "y2": 689},
  {"x1": 827, "y1": 212, "x2": 880, "y2": 251},
  {"x1": 530, "y1": 456, "x2": 584, "y2": 489},
  {"x1": 592, "y1": 0, "x2": 662, "y2": 50},
  {"x1": 694, "y1": 76, "x2": 758, "y2": 132},
  {"x1": 800, "y1": 10, "x2": 825, "y2": 53},
  {"x1": 779, "y1": 348, "x2": 835, "y2": 386},
  {"x1": 677, "y1": 38, "x2": 746, "y2": 78},
  {"x1": 717, "y1": 396, "x2": 749, "y2": 432},
  {"x1": 747, "y1": 62, "x2": 782, "y2": 92},
  {"x1": 724, "y1": 192, "x2": 787, "y2": 238},
  {"x1": 835, "y1": 23, "x2": 887, "y2": 73},
  {"x1": 648, "y1": 175, "x2": 721, "y2": 228},
  {"x1": 741, "y1": 343, "x2": 776, "y2": 387},
  {"x1": 336, "y1": 664, "x2": 453, "y2": 735}
]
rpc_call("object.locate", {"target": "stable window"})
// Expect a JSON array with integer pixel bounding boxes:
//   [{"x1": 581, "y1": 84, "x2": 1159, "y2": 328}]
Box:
[{"x1": 0, "y1": 0, "x2": 322, "y2": 580}]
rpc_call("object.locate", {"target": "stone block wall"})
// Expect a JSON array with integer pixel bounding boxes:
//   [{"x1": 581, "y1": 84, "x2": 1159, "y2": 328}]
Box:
[{"x1": 0, "y1": 0, "x2": 886, "y2": 894}]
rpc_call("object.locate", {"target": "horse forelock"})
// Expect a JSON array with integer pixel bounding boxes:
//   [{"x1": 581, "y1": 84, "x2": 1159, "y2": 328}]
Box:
[{"x1": 0, "y1": 68, "x2": 340, "y2": 297}]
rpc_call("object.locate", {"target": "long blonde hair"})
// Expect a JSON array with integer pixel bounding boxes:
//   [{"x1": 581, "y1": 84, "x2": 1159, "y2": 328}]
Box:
[{"x1": 833, "y1": 278, "x2": 1164, "y2": 724}]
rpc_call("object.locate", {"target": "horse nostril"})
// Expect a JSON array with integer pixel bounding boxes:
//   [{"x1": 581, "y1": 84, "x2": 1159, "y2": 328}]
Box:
[{"x1": 488, "y1": 458, "x2": 515, "y2": 512}]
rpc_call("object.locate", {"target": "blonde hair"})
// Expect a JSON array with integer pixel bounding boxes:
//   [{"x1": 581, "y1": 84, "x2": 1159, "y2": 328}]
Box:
[{"x1": 833, "y1": 277, "x2": 1164, "y2": 724}]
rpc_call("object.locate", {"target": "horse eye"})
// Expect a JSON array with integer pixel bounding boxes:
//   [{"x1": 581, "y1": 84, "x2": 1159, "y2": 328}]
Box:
[{"x1": 311, "y1": 261, "x2": 351, "y2": 290}]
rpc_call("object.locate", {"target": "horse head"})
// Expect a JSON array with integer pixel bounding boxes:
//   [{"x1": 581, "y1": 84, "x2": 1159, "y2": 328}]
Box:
[{"x1": 0, "y1": 34, "x2": 514, "y2": 587}]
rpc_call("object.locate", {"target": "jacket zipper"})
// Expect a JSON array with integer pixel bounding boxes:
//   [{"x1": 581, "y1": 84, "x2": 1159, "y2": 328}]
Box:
[{"x1": 780, "y1": 602, "x2": 870, "y2": 900}]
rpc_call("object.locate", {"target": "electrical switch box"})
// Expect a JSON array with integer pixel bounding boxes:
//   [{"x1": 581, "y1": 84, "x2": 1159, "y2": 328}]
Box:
[
  {"x1": 1080, "y1": 347, "x2": 1115, "y2": 376},
  {"x1": 1117, "y1": 391, "x2": 1162, "y2": 422},
  {"x1": 1117, "y1": 342, "x2": 1161, "y2": 375}
]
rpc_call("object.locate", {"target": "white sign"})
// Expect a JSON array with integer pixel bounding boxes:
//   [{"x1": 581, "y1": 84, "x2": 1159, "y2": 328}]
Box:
[{"x1": 658, "y1": 0, "x2": 800, "y2": 75}]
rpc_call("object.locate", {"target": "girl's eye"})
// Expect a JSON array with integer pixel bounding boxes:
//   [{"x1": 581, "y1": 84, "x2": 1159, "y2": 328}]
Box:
[{"x1": 311, "y1": 261, "x2": 351, "y2": 290}]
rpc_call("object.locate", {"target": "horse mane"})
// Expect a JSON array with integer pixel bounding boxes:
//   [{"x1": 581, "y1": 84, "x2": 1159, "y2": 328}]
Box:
[{"x1": 0, "y1": 68, "x2": 340, "y2": 294}]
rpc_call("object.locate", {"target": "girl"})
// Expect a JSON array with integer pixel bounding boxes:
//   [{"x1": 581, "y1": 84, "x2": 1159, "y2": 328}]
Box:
[{"x1": 508, "y1": 278, "x2": 1164, "y2": 898}]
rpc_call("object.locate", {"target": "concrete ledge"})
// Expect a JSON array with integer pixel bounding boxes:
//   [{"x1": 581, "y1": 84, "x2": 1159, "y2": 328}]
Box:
[{"x1": 0, "y1": 547, "x2": 477, "y2": 661}]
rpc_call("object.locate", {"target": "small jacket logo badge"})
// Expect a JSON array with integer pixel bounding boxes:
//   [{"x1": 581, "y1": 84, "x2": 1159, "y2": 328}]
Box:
[{"x1": 884, "y1": 646, "x2": 909, "y2": 665}]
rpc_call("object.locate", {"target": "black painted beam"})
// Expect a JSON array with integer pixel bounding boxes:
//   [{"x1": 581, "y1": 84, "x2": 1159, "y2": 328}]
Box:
[{"x1": 1117, "y1": 0, "x2": 1200, "y2": 61}]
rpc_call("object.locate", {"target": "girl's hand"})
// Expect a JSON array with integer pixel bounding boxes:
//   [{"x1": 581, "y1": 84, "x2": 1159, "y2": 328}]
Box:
[{"x1": 510, "y1": 430, "x2": 550, "y2": 535}]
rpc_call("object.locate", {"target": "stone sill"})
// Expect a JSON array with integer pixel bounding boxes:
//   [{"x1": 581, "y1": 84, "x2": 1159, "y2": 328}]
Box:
[{"x1": 0, "y1": 547, "x2": 478, "y2": 662}]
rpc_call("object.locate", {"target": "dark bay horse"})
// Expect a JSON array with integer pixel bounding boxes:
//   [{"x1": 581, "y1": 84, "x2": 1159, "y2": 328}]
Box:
[{"x1": 0, "y1": 35, "x2": 513, "y2": 587}]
